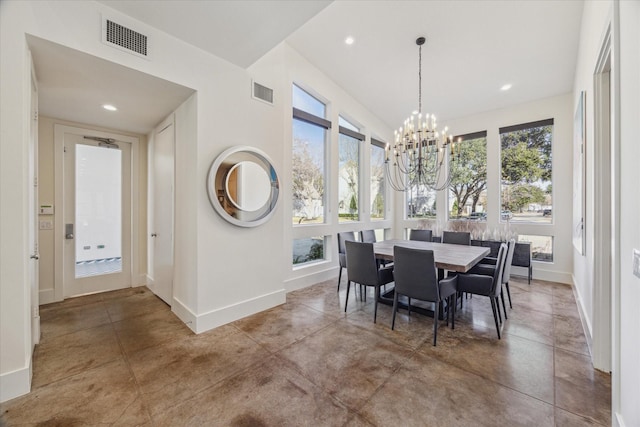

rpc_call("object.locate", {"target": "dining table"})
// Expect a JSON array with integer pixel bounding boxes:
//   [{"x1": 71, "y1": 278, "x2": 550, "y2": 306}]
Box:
[{"x1": 372, "y1": 239, "x2": 491, "y2": 318}]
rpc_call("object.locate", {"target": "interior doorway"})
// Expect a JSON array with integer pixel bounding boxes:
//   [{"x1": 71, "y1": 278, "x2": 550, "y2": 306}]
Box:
[{"x1": 591, "y1": 28, "x2": 612, "y2": 372}]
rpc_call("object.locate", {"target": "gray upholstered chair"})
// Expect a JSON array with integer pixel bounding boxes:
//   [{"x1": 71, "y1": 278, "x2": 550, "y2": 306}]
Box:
[
  {"x1": 409, "y1": 229, "x2": 433, "y2": 242},
  {"x1": 337, "y1": 231, "x2": 355, "y2": 291},
  {"x1": 391, "y1": 246, "x2": 457, "y2": 346},
  {"x1": 456, "y1": 243, "x2": 508, "y2": 339},
  {"x1": 344, "y1": 241, "x2": 394, "y2": 322},
  {"x1": 468, "y1": 239, "x2": 516, "y2": 318},
  {"x1": 442, "y1": 231, "x2": 471, "y2": 246},
  {"x1": 360, "y1": 229, "x2": 377, "y2": 243}
]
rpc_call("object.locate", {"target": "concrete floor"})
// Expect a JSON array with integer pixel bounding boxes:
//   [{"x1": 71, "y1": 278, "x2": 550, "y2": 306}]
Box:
[{"x1": 0, "y1": 276, "x2": 610, "y2": 426}]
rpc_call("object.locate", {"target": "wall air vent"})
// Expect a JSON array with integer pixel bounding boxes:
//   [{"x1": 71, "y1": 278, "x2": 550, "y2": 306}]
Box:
[
  {"x1": 252, "y1": 81, "x2": 274, "y2": 105},
  {"x1": 102, "y1": 17, "x2": 149, "y2": 59}
]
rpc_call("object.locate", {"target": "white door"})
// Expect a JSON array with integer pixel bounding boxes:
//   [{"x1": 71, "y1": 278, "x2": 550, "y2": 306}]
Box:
[
  {"x1": 62, "y1": 130, "x2": 132, "y2": 297},
  {"x1": 148, "y1": 116, "x2": 174, "y2": 305},
  {"x1": 29, "y1": 65, "x2": 40, "y2": 347}
]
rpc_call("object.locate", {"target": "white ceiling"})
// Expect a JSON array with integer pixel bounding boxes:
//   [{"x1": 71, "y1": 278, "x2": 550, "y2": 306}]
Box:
[
  {"x1": 29, "y1": 36, "x2": 195, "y2": 135},
  {"x1": 30, "y1": 0, "x2": 584, "y2": 134},
  {"x1": 285, "y1": 0, "x2": 584, "y2": 127}
]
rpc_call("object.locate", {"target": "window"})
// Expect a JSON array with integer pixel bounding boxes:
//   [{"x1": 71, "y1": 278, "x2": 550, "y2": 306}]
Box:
[
  {"x1": 338, "y1": 116, "x2": 364, "y2": 223},
  {"x1": 448, "y1": 131, "x2": 487, "y2": 221},
  {"x1": 370, "y1": 139, "x2": 386, "y2": 220},
  {"x1": 500, "y1": 119, "x2": 553, "y2": 223},
  {"x1": 292, "y1": 236, "x2": 325, "y2": 265},
  {"x1": 407, "y1": 184, "x2": 436, "y2": 219},
  {"x1": 293, "y1": 84, "x2": 325, "y2": 117},
  {"x1": 292, "y1": 85, "x2": 330, "y2": 225},
  {"x1": 519, "y1": 234, "x2": 553, "y2": 262}
]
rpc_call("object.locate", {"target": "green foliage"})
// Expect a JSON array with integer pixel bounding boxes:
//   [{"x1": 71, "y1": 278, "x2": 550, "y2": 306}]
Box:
[
  {"x1": 349, "y1": 194, "x2": 358, "y2": 219},
  {"x1": 449, "y1": 138, "x2": 487, "y2": 214},
  {"x1": 501, "y1": 142, "x2": 542, "y2": 184},
  {"x1": 308, "y1": 241, "x2": 324, "y2": 260},
  {"x1": 500, "y1": 125, "x2": 552, "y2": 182},
  {"x1": 502, "y1": 183, "x2": 546, "y2": 212}
]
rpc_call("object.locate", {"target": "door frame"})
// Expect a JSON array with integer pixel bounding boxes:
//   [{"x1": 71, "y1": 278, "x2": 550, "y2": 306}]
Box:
[{"x1": 53, "y1": 124, "x2": 140, "y2": 301}]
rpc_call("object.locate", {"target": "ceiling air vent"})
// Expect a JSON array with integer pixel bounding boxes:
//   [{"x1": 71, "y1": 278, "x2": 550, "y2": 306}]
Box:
[
  {"x1": 102, "y1": 18, "x2": 149, "y2": 59},
  {"x1": 252, "y1": 81, "x2": 274, "y2": 105}
]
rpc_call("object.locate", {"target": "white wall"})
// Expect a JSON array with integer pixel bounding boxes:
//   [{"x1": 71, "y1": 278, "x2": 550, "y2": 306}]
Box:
[
  {"x1": 616, "y1": 1, "x2": 640, "y2": 425},
  {"x1": 573, "y1": 1, "x2": 640, "y2": 425},
  {"x1": 399, "y1": 93, "x2": 574, "y2": 284},
  {"x1": 572, "y1": 0, "x2": 612, "y2": 344},
  {"x1": 0, "y1": 0, "x2": 285, "y2": 400}
]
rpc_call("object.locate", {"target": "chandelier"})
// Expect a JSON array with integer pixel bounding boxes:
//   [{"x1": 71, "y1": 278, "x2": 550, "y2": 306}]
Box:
[{"x1": 385, "y1": 36, "x2": 461, "y2": 192}]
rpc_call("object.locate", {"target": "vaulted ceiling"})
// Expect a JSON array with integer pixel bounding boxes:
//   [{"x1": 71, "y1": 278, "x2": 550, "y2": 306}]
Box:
[{"x1": 32, "y1": 0, "x2": 584, "y2": 133}]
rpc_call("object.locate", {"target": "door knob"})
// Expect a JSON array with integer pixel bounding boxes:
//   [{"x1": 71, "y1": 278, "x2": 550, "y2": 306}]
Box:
[
  {"x1": 151, "y1": 233, "x2": 157, "y2": 237},
  {"x1": 65, "y1": 223, "x2": 74, "y2": 239},
  {"x1": 30, "y1": 253, "x2": 39, "y2": 260}
]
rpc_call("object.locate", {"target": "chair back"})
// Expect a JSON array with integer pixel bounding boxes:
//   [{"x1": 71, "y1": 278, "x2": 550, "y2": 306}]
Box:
[
  {"x1": 360, "y1": 229, "x2": 377, "y2": 244},
  {"x1": 345, "y1": 241, "x2": 379, "y2": 286},
  {"x1": 490, "y1": 243, "x2": 508, "y2": 297},
  {"x1": 442, "y1": 231, "x2": 471, "y2": 245},
  {"x1": 393, "y1": 246, "x2": 439, "y2": 302},
  {"x1": 338, "y1": 231, "x2": 355, "y2": 268},
  {"x1": 409, "y1": 229, "x2": 432, "y2": 242},
  {"x1": 502, "y1": 239, "x2": 516, "y2": 284}
]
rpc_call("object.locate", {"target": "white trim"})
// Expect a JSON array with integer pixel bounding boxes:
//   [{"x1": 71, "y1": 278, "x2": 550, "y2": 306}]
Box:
[
  {"x1": 53, "y1": 124, "x2": 139, "y2": 301},
  {"x1": 285, "y1": 266, "x2": 338, "y2": 292},
  {"x1": 615, "y1": 412, "x2": 626, "y2": 427},
  {"x1": 592, "y1": 21, "x2": 613, "y2": 372},
  {"x1": 573, "y1": 273, "x2": 594, "y2": 356},
  {"x1": 0, "y1": 360, "x2": 31, "y2": 403},
  {"x1": 191, "y1": 289, "x2": 286, "y2": 334},
  {"x1": 171, "y1": 296, "x2": 197, "y2": 332},
  {"x1": 39, "y1": 288, "x2": 55, "y2": 305}
]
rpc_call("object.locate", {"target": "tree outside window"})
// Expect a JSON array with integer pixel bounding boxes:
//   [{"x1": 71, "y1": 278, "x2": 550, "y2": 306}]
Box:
[
  {"x1": 500, "y1": 120, "x2": 553, "y2": 223},
  {"x1": 449, "y1": 134, "x2": 487, "y2": 220}
]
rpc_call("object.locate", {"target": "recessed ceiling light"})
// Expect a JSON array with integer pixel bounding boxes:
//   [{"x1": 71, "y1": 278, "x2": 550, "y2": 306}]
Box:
[
  {"x1": 345, "y1": 36, "x2": 355, "y2": 45},
  {"x1": 500, "y1": 84, "x2": 512, "y2": 91},
  {"x1": 103, "y1": 104, "x2": 117, "y2": 111}
]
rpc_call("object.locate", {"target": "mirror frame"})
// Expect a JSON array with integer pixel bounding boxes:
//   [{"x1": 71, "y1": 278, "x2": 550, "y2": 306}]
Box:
[{"x1": 207, "y1": 146, "x2": 279, "y2": 227}]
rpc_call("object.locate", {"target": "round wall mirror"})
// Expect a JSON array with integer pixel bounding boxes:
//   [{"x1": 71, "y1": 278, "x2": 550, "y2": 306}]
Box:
[{"x1": 207, "y1": 146, "x2": 279, "y2": 227}]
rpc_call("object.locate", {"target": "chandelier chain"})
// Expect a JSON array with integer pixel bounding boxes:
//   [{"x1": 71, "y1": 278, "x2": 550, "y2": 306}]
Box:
[{"x1": 418, "y1": 44, "x2": 422, "y2": 114}]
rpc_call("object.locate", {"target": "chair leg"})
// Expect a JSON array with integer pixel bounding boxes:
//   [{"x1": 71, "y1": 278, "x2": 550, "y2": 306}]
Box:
[
  {"x1": 407, "y1": 297, "x2": 411, "y2": 316},
  {"x1": 391, "y1": 293, "x2": 399, "y2": 330},
  {"x1": 500, "y1": 289, "x2": 508, "y2": 320},
  {"x1": 337, "y1": 267, "x2": 343, "y2": 291},
  {"x1": 433, "y1": 303, "x2": 439, "y2": 346},
  {"x1": 374, "y1": 286, "x2": 379, "y2": 323},
  {"x1": 528, "y1": 266, "x2": 532, "y2": 285},
  {"x1": 496, "y1": 297, "x2": 503, "y2": 324},
  {"x1": 446, "y1": 297, "x2": 450, "y2": 327},
  {"x1": 490, "y1": 298, "x2": 501, "y2": 339},
  {"x1": 344, "y1": 281, "x2": 350, "y2": 312},
  {"x1": 506, "y1": 282, "x2": 513, "y2": 308},
  {"x1": 452, "y1": 295, "x2": 456, "y2": 329}
]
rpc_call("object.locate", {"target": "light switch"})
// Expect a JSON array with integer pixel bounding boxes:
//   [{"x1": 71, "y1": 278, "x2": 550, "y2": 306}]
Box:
[
  {"x1": 39, "y1": 220, "x2": 53, "y2": 230},
  {"x1": 39, "y1": 205, "x2": 54, "y2": 215},
  {"x1": 634, "y1": 249, "x2": 640, "y2": 279}
]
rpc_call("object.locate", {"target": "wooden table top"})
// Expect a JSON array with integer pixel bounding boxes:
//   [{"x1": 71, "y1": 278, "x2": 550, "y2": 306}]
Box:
[{"x1": 373, "y1": 239, "x2": 491, "y2": 273}]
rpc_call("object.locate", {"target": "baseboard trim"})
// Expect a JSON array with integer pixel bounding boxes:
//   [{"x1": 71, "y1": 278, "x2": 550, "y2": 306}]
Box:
[
  {"x1": 39, "y1": 288, "x2": 56, "y2": 305},
  {"x1": 171, "y1": 296, "x2": 197, "y2": 333},
  {"x1": 0, "y1": 360, "x2": 31, "y2": 403},
  {"x1": 523, "y1": 266, "x2": 572, "y2": 284},
  {"x1": 572, "y1": 273, "x2": 594, "y2": 357},
  {"x1": 614, "y1": 412, "x2": 626, "y2": 427},
  {"x1": 193, "y1": 289, "x2": 286, "y2": 334},
  {"x1": 284, "y1": 266, "x2": 337, "y2": 293}
]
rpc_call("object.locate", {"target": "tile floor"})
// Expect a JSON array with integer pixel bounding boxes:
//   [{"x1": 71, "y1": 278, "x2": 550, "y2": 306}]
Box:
[{"x1": 0, "y1": 277, "x2": 611, "y2": 426}]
